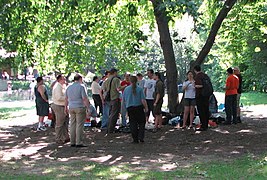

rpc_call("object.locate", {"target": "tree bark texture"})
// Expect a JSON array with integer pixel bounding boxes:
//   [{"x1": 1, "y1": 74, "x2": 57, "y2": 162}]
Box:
[
  {"x1": 151, "y1": 0, "x2": 178, "y2": 114},
  {"x1": 191, "y1": 0, "x2": 237, "y2": 68}
]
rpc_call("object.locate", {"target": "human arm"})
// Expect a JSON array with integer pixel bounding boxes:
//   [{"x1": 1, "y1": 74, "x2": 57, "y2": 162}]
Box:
[
  {"x1": 38, "y1": 85, "x2": 48, "y2": 102},
  {"x1": 153, "y1": 93, "x2": 161, "y2": 106}
]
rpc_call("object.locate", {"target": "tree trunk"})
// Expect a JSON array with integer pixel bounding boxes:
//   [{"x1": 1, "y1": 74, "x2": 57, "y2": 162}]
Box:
[
  {"x1": 150, "y1": 0, "x2": 178, "y2": 114},
  {"x1": 191, "y1": 0, "x2": 237, "y2": 68}
]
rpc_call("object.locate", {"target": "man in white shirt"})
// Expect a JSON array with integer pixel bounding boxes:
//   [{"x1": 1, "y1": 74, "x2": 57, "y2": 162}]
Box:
[
  {"x1": 144, "y1": 69, "x2": 156, "y2": 123},
  {"x1": 51, "y1": 75, "x2": 70, "y2": 144},
  {"x1": 91, "y1": 76, "x2": 102, "y2": 116}
]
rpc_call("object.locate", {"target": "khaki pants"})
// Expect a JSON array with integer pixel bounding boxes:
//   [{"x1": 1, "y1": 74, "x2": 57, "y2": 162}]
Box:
[
  {"x1": 69, "y1": 107, "x2": 86, "y2": 145},
  {"x1": 51, "y1": 104, "x2": 69, "y2": 143}
]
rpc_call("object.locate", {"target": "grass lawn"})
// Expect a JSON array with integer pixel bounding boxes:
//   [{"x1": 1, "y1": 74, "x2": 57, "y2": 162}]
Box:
[
  {"x1": 0, "y1": 155, "x2": 266, "y2": 179},
  {"x1": 241, "y1": 92, "x2": 267, "y2": 106},
  {"x1": 0, "y1": 106, "x2": 35, "y2": 120}
]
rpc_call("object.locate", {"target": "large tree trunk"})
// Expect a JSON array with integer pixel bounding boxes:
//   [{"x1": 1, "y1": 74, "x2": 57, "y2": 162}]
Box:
[
  {"x1": 191, "y1": 0, "x2": 237, "y2": 68},
  {"x1": 151, "y1": 0, "x2": 178, "y2": 114}
]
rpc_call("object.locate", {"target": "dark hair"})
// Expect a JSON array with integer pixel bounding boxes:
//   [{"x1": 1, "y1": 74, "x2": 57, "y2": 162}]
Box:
[
  {"x1": 36, "y1": 76, "x2": 43, "y2": 83},
  {"x1": 104, "y1": 71, "x2": 110, "y2": 76},
  {"x1": 194, "y1": 65, "x2": 201, "y2": 72},
  {"x1": 56, "y1": 74, "x2": 63, "y2": 81},
  {"x1": 93, "y1": 76, "x2": 98, "y2": 81},
  {"x1": 136, "y1": 73, "x2": 143, "y2": 77},
  {"x1": 110, "y1": 68, "x2": 118, "y2": 74},
  {"x1": 74, "y1": 74, "x2": 82, "y2": 81},
  {"x1": 227, "y1": 67, "x2": 233, "y2": 74},
  {"x1": 155, "y1": 72, "x2": 161, "y2": 80},
  {"x1": 130, "y1": 76, "x2": 138, "y2": 95},
  {"x1": 186, "y1": 71, "x2": 193, "y2": 75},
  {"x1": 147, "y1": 69, "x2": 154, "y2": 74}
]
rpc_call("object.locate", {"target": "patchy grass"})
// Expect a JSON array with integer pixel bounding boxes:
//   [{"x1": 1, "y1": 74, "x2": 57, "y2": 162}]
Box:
[
  {"x1": 0, "y1": 155, "x2": 266, "y2": 179},
  {"x1": 241, "y1": 92, "x2": 267, "y2": 106},
  {"x1": 0, "y1": 106, "x2": 35, "y2": 120}
]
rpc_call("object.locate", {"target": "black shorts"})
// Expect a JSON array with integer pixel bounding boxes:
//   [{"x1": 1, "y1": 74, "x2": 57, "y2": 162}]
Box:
[{"x1": 184, "y1": 98, "x2": 196, "y2": 106}]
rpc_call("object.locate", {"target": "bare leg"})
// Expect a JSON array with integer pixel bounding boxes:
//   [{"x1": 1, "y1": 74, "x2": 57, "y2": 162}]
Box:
[
  {"x1": 189, "y1": 106, "x2": 195, "y2": 127},
  {"x1": 182, "y1": 106, "x2": 190, "y2": 128}
]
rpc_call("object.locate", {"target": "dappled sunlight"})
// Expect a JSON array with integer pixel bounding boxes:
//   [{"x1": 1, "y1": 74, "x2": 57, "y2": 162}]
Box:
[
  {"x1": 160, "y1": 163, "x2": 177, "y2": 171},
  {"x1": 89, "y1": 155, "x2": 113, "y2": 163},
  {"x1": 158, "y1": 135, "x2": 166, "y2": 141},
  {"x1": 213, "y1": 128, "x2": 230, "y2": 134},
  {"x1": 230, "y1": 150, "x2": 240, "y2": 154},
  {"x1": 203, "y1": 140, "x2": 212, "y2": 144},
  {"x1": 1, "y1": 142, "x2": 49, "y2": 161},
  {"x1": 237, "y1": 129, "x2": 254, "y2": 133},
  {"x1": 109, "y1": 156, "x2": 123, "y2": 165}
]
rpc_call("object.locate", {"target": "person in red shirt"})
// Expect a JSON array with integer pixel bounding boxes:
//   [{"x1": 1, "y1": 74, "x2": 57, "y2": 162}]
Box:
[
  {"x1": 120, "y1": 72, "x2": 131, "y2": 127},
  {"x1": 224, "y1": 68, "x2": 239, "y2": 125}
]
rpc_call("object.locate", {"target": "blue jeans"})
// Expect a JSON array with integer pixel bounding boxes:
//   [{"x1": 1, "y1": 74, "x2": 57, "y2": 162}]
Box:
[
  {"x1": 121, "y1": 100, "x2": 127, "y2": 126},
  {"x1": 101, "y1": 101, "x2": 110, "y2": 129}
]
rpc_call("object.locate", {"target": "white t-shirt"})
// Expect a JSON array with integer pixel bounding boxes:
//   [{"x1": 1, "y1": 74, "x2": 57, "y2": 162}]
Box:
[
  {"x1": 91, "y1": 81, "x2": 101, "y2": 95},
  {"x1": 144, "y1": 79, "x2": 156, "y2": 100},
  {"x1": 183, "y1": 80, "x2": 196, "y2": 99}
]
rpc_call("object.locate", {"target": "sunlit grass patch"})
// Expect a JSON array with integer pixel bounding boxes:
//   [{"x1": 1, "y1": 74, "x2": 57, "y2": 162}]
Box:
[{"x1": 0, "y1": 106, "x2": 35, "y2": 120}]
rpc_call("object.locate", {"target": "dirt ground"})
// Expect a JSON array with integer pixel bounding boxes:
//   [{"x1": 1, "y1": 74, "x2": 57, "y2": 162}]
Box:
[{"x1": 0, "y1": 101, "x2": 267, "y2": 173}]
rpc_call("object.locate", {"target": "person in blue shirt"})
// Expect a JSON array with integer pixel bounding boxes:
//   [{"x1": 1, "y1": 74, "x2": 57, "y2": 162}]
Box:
[{"x1": 123, "y1": 75, "x2": 148, "y2": 143}]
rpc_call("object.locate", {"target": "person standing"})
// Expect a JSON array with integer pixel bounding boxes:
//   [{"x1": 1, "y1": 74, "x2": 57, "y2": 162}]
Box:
[
  {"x1": 99, "y1": 71, "x2": 110, "y2": 130},
  {"x1": 144, "y1": 69, "x2": 156, "y2": 124},
  {"x1": 51, "y1": 75, "x2": 70, "y2": 145},
  {"x1": 102, "y1": 68, "x2": 123, "y2": 134},
  {"x1": 233, "y1": 67, "x2": 242, "y2": 123},
  {"x1": 223, "y1": 68, "x2": 239, "y2": 125},
  {"x1": 194, "y1": 65, "x2": 210, "y2": 131},
  {"x1": 35, "y1": 76, "x2": 49, "y2": 131},
  {"x1": 91, "y1": 76, "x2": 102, "y2": 116},
  {"x1": 176, "y1": 71, "x2": 196, "y2": 129},
  {"x1": 120, "y1": 72, "x2": 131, "y2": 127},
  {"x1": 153, "y1": 72, "x2": 165, "y2": 131},
  {"x1": 136, "y1": 73, "x2": 145, "y2": 89},
  {"x1": 65, "y1": 74, "x2": 91, "y2": 147},
  {"x1": 123, "y1": 76, "x2": 148, "y2": 143}
]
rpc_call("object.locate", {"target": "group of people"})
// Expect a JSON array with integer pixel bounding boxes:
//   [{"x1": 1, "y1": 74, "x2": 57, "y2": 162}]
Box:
[
  {"x1": 174, "y1": 65, "x2": 242, "y2": 131},
  {"x1": 34, "y1": 68, "x2": 165, "y2": 146},
  {"x1": 33, "y1": 65, "x2": 242, "y2": 146}
]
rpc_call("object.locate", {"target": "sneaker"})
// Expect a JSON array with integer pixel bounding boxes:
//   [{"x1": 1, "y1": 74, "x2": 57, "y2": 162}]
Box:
[{"x1": 37, "y1": 126, "x2": 47, "y2": 131}]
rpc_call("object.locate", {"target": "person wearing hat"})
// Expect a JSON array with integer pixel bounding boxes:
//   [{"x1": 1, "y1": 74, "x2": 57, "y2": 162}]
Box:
[{"x1": 223, "y1": 68, "x2": 239, "y2": 125}]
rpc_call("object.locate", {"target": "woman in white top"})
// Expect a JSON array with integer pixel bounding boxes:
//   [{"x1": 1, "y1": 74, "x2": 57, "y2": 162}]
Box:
[
  {"x1": 91, "y1": 76, "x2": 102, "y2": 116},
  {"x1": 175, "y1": 71, "x2": 196, "y2": 129}
]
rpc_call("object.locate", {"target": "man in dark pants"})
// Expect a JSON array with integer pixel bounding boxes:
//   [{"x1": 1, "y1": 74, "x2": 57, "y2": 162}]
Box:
[
  {"x1": 194, "y1": 65, "x2": 210, "y2": 131},
  {"x1": 224, "y1": 68, "x2": 239, "y2": 125},
  {"x1": 102, "y1": 68, "x2": 124, "y2": 133}
]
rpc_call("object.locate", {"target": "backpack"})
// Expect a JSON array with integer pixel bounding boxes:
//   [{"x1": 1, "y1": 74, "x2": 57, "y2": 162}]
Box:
[{"x1": 201, "y1": 74, "x2": 213, "y2": 97}]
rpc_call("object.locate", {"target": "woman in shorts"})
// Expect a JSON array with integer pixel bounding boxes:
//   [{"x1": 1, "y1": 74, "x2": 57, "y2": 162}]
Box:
[{"x1": 176, "y1": 71, "x2": 196, "y2": 129}]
